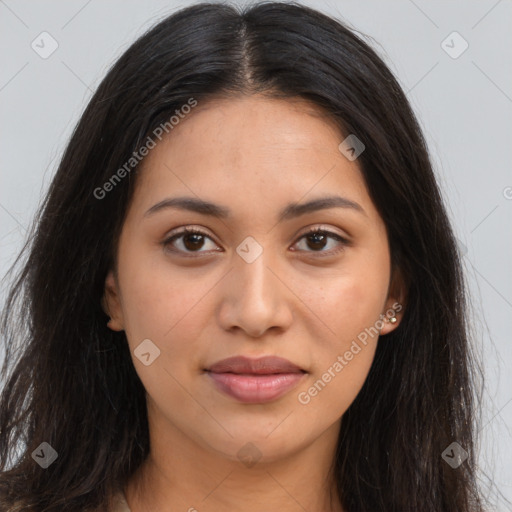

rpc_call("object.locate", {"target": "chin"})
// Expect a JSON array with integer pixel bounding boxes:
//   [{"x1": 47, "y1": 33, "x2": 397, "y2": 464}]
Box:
[{"x1": 200, "y1": 425, "x2": 310, "y2": 465}]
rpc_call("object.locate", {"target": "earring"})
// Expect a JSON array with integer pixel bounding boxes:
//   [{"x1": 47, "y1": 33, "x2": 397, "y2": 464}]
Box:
[{"x1": 384, "y1": 312, "x2": 397, "y2": 324}]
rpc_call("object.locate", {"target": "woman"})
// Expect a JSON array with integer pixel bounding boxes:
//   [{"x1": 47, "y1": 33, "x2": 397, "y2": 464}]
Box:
[{"x1": 0, "y1": 2, "x2": 485, "y2": 511}]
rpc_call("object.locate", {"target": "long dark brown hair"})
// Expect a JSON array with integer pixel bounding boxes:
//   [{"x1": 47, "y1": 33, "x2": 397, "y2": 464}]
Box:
[{"x1": 0, "y1": 2, "x2": 487, "y2": 510}]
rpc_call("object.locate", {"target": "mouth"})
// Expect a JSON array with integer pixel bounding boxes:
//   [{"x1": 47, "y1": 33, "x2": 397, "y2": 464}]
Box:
[{"x1": 204, "y1": 355, "x2": 307, "y2": 404}]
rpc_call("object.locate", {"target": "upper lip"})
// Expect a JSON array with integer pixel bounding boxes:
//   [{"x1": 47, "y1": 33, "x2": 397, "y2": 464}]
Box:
[{"x1": 207, "y1": 356, "x2": 305, "y2": 375}]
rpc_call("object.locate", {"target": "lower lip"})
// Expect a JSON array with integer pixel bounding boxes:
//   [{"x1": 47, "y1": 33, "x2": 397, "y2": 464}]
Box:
[{"x1": 206, "y1": 371, "x2": 305, "y2": 403}]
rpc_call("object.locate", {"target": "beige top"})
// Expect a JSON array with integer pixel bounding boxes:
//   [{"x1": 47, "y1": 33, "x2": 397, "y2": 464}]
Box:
[{"x1": 112, "y1": 490, "x2": 131, "y2": 512}]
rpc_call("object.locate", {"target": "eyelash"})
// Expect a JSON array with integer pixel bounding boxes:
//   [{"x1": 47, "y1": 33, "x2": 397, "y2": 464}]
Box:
[{"x1": 162, "y1": 226, "x2": 349, "y2": 258}]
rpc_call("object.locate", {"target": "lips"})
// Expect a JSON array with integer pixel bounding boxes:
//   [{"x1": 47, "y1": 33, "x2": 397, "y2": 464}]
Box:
[
  {"x1": 207, "y1": 355, "x2": 305, "y2": 375},
  {"x1": 205, "y1": 356, "x2": 306, "y2": 404}
]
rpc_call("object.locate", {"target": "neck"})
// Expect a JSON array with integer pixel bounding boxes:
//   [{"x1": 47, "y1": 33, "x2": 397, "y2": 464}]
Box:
[{"x1": 125, "y1": 416, "x2": 344, "y2": 512}]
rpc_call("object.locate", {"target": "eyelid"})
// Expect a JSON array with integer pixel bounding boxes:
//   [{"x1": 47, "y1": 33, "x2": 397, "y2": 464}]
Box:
[
  {"x1": 162, "y1": 226, "x2": 220, "y2": 256},
  {"x1": 296, "y1": 224, "x2": 350, "y2": 242},
  {"x1": 165, "y1": 225, "x2": 217, "y2": 243},
  {"x1": 162, "y1": 224, "x2": 350, "y2": 256},
  {"x1": 290, "y1": 225, "x2": 350, "y2": 257}
]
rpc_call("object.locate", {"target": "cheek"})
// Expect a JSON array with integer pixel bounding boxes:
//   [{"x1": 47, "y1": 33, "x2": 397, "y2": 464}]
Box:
[
  {"x1": 296, "y1": 342, "x2": 377, "y2": 425},
  {"x1": 295, "y1": 267, "x2": 388, "y2": 344},
  {"x1": 118, "y1": 266, "x2": 209, "y2": 414},
  {"x1": 117, "y1": 252, "x2": 218, "y2": 375},
  {"x1": 291, "y1": 267, "x2": 388, "y2": 416}
]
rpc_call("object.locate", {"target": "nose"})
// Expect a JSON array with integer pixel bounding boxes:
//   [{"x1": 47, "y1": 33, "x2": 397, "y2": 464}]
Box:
[{"x1": 217, "y1": 248, "x2": 293, "y2": 338}]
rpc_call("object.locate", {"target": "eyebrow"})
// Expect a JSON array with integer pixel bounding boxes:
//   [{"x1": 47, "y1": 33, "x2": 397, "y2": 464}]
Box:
[{"x1": 144, "y1": 195, "x2": 366, "y2": 221}]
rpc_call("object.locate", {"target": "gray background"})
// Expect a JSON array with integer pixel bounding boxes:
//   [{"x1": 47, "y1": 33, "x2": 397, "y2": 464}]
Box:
[{"x1": 1, "y1": 0, "x2": 511, "y2": 508}]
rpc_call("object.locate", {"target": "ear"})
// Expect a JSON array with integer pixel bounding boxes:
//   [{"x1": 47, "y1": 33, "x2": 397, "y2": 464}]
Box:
[
  {"x1": 379, "y1": 266, "x2": 407, "y2": 336},
  {"x1": 102, "y1": 269, "x2": 125, "y2": 331}
]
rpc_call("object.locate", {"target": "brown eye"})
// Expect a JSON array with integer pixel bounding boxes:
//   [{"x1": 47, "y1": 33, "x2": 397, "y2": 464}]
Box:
[
  {"x1": 292, "y1": 228, "x2": 349, "y2": 255},
  {"x1": 163, "y1": 228, "x2": 220, "y2": 256},
  {"x1": 182, "y1": 232, "x2": 205, "y2": 251},
  {"x1": 305, "y1": 231, "x2": 328, "y2": 251},
  {"x1": 162, "y1": 226, "x2": 349, "y2": 258}
]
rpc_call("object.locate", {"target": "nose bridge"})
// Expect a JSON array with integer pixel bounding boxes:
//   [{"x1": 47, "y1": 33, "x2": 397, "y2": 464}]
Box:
[
  {"x1": 233, "y1": 242, "x2": 276, "y2": 310},
  {"x1": 218, "y1": 238, "x2": 292, "y2": 336}
]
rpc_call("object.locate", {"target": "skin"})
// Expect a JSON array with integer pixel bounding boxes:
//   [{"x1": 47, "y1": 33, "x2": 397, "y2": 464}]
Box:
[{"x1": 103, "y1": 94, "x2": 405, "y2": 512}]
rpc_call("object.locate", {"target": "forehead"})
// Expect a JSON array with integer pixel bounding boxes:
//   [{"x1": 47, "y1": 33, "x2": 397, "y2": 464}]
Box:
[
  {"x1": 161, "y1": 94, "x2": 345, "y2": 159},
  {"x1": 131, "y1": 94, "x2": 375, "y2": 223}
]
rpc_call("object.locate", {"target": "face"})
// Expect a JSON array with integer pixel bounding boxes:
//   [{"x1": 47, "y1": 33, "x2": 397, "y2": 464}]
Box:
[{"x1": 103, "y1": 94, "x2": 404, "y2": 464}]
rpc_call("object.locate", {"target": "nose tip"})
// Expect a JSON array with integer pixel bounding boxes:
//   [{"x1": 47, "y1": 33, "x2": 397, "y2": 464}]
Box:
[{"x1": 218, "y1": 254, "x2": 293, "y2": 338}]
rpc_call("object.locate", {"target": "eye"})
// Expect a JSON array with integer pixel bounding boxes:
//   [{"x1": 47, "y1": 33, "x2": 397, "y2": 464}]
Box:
[
  {"x1": 162, "y1": 225, "x2": 349, "y2": 257},
  {"x1": 162, "y1": 227, "x2": 220, "y2": 256},
  {"x1": 291, "y1": 226, "x2": 349, "y2": 256}
]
